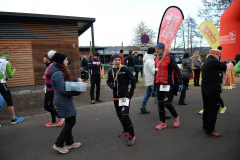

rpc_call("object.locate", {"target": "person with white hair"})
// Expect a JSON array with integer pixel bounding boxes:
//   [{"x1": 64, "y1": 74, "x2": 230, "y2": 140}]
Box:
[{"x1": 201, "y1": 49, "x2": 226, "y2": 137}]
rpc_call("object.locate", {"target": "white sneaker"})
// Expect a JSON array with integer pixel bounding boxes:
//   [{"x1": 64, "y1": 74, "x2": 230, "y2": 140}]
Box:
[
  {"x1": 220, "y1": 106, "x2": 227, "y2": 114},
  {"x1": 52, "y1": 144, "x2": 69, "y2": 154}
]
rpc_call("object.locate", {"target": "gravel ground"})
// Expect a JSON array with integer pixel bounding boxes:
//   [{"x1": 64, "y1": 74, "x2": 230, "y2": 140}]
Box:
[{"x1": 0, "y1": 84, "x2": 146, "y2": 120}]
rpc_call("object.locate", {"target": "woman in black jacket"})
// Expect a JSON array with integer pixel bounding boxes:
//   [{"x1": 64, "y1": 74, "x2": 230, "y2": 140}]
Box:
[
  {"x1": 107, "y1": 53, "x2": 136, "y2": 146},
  {"x1": 182, "y1": 53, "x2": 193, "y2": 90}
]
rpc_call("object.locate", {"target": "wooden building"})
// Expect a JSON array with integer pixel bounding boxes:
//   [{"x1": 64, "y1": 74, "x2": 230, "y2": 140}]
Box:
[{"x1": 0, "y1": 11, "x2": 95, "y2": 88}]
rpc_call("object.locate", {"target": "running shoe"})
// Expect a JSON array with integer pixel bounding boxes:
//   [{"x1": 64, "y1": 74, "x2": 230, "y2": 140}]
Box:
[
  {"x1": 96, "y1": 98, "x2": 102, "y2": 102},
  {"x1": 206, "y1": 130, "x2": 221, "y2": 137},
  {"x1": 91, "y1": 100, "x2": 95, "y2": 104},
  {"x1": 57, "y1": 118, "x2": 65, "y2": 127},
  {"x1": 220, "y1": 106, "x2": 227, "y2": 114},
  {"x1": 65, "y1": 142, "x2": 81, "y2": 149},
  {"x1": 118, "y1": 131, "x2": 129, "y2": 137},
  {"x1": 139, "y1": 108, "x2": 150, "y2": 114},
  {"x1": 199, "y1": 109, "x2": 204, "y2": 114},
  {"x1": 173, "y1": 116, "x2": 180, "y2": 128},
  {"x1": 127, "y1": 135, "x2": 135, "y2": 146},
  {"x1": 52, "y1": 144, "x2": 69, "y2": 154},
  {"x1": 45, "y1": 122, "x2": 57, "y2": 127},
  {"x1": 11, "y1": 117, "x2": 24, "y2": 124},
  {"x1": 155, "y1": 121, "x2": 167, "y2": 130}
]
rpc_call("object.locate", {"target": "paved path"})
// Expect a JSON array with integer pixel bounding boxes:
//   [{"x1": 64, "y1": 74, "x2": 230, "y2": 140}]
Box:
[{"x1": 1, "y1": 86, "x2": 240, "y2": 160}]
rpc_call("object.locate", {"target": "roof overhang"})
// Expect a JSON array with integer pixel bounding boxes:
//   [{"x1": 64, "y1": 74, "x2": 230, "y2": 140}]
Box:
[{"x1": 0, "y1": 11, "x2": 95, "y2": 37}]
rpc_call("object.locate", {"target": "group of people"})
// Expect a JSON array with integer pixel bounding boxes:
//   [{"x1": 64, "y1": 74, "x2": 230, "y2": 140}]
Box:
[{"x1": 1, "y1": 42, "x2": 239, "y2": 154}]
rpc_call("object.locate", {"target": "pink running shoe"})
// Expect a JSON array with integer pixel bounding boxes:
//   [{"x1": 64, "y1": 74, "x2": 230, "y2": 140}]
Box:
[
  {"x1": 45, "y1": 122, "x2": 57, "y2": 127},
  {"x1": 155, "y1": 121, "x2": 167, "y2": 130},
  {"x1": 173, "y1": 116, "x2": 180, "y2": 128},
  {"x1": 57, "y1": 118, "x2": 65, "y2": 127}
]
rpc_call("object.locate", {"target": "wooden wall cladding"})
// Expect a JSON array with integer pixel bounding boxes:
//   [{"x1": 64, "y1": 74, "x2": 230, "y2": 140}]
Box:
[
  {"x1": 0, "y1": 17, "x2": 78, "y2": 40},
  {"x1": 32, "y1": 40, "x2": 81, "y2": 85},
  {"x1": 0, "y1": 40, "x2": 35, "y2": 87}
]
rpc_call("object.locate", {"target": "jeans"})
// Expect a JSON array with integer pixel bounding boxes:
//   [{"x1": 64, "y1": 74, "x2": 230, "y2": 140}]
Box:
[
  {"x1": 55, "y1": 116, "x2": 76, "y2": 147},
  {"x1": 141, "y1": 85, "x2": 158, "y2": 109},
  {"x1": 128, "y1": 66, "x2": 134, "y2": 83}
]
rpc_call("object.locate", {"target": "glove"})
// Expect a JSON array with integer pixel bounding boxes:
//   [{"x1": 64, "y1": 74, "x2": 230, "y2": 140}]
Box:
[
  {"x1": 109, "y1": 82, "x2": 115, "y2": 89},
  {"x1": 178, "y1": 85, "x2": 183, "y2": 92},
  {"x1": 47, "y1": 83, "x2": 53, "y2": 88}
]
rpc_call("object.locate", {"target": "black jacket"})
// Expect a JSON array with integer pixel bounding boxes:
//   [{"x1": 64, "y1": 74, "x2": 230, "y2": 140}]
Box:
[
  {"x1": 124, "y1": 54, "x2": 135, "y2": 67},
  {"x1": 201, "y1": 55, "x2": 226, "y2": 95},
  {"x1": 82, "y1": 59, "x2": 88, "y2": 70},
  {"x1": 107, "y1": 66, "x2": 136, "y2": 98},
  {"x1": 134, "y1": 56, "x2": 140, "y2": 72}
]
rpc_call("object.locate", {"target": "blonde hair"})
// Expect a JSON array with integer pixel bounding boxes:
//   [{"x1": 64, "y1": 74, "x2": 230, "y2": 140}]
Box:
[{"x1": 193, "y1": 51, "x2": 199, "y2": 57}]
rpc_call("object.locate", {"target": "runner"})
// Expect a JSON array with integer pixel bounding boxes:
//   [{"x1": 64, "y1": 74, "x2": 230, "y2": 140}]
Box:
[
  {"x1": 107, "y1": 53, "x2": 136, "y2": 146},
  {"x1": 154, "y1": 43, "x2": 183, "y2": 130},
  {"x1": 43, "y1": 50, "x2": 64, "y2": 127},
  {"x1": 0, "y1": 50, "x2": 24, "y2": 125},
  {"x1": 49, "y1": 52, "x2": 85, "y2": 154},
  {"x1": 88, "y1": 52, "x2": 102, "y2": 104}
]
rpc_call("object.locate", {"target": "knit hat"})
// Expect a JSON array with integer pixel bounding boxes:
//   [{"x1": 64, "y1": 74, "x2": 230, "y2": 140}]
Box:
[
  {"x1": 156, "y1": 43, "x2": 165, "y2": 50},
  {"x1": 120, "y1": 50, "x2": 123, "y2": 53},
  {"x1": 95, "y1": 52, "x2": 100, "y2": 56},
  {"x1": 209, "y1": 49, "x2": 221, "y2": 56},
  {"x1": 147, "y1": 47, "x2": 155, "y2": 54},
  {"x1": 217, "y1": 46, "x2": 222, "y2": 51},
  {"x1": 52, "y1": 53, "x2": 67, "y2": 64},
  {"x1": 47, "y1": 50, "x2": 56, "y2": 60},
  {"x1": 111, "y1": 54, "x2": 121, "y2": 61}
]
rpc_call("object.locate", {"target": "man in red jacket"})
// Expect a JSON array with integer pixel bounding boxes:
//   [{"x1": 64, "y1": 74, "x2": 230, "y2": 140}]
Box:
[
  {"x1": 119, "y1": 50, "x2": 124, "y2": 65},
  {"x1": 154, "y1": 43, "x2": 183, "y2": 130}
]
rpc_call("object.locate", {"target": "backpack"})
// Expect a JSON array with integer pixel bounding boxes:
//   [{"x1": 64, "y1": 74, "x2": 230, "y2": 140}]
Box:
[{"x1": 193, "y1": 58, "x2": 201, "y2": 68}]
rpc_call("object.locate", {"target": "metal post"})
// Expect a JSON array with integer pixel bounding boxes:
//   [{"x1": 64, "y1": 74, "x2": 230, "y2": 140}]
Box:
[
  {"x1": 121, "y1": 42, "x2": 123, "y2": 50},
  {"x1": 91, "y1": 23, "x2": 95, "y2": 56}
]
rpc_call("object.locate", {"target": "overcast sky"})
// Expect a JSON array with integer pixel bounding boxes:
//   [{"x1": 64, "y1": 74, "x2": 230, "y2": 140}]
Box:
[{"x1": 0, "y1": 0, "x2": 204, "y2": 46}]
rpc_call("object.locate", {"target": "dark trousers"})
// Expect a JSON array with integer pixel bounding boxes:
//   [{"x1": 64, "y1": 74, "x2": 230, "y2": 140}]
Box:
[
  {"x1": 183, "y1": 78, "x2": 190, "y2": 88},
  {"x1": 193, "y1": 69, "x2": 201, "y2": 85},
  {"x1": 55, "y1": 116, "x2": 76, "y2": 147},
  {"x1": 114, "y1": 100, "x2": 134, "y2": 136},
  {"x1": 44, "y1": 90, "x2": 59, "y2": 123},
  {"x1": 202, "y1": 94, "x2": 221, "y2": 134},
  {"x1": 171, "y1": 85, "x2": 186, "y2": 103},
  {"x1": 156, "y1": 84, "x2": 178, "y2": 123},
  {"x1": 90, "y1": 75, "x2": 101, "y2": 100},
  {"x1": 219, "y1": 97, "x2": 224, "y2": 108},
  {"x1": 135, "y1": 71, "x2": 139, "y2": 82}
]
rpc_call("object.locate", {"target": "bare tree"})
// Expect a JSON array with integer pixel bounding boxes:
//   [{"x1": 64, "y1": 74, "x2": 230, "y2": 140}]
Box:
[
  {"x1": 197, "y1": 0, "x2": 233, "y2": 29},
  {"x1": 130, "y1": 21, "x2": 156, "y2": 47}
]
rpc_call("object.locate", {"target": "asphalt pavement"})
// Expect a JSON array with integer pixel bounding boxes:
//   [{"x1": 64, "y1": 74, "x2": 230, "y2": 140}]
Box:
[{"x1": 1, "y1": 86, "x2": 240, "y2": 160}]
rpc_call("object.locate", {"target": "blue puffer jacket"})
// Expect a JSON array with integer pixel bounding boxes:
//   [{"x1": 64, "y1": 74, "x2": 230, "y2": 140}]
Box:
[{"x1": 49, "y1": 63, "x2": 80, "y2": 118}]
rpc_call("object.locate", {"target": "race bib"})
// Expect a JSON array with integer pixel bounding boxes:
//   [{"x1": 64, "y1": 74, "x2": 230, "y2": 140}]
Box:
[
  {"x1": 160, "y1": 85, "x2": 170, "y2": 91},
  {"x1": 119, "y1": 98, "x2": 129, "y2": 106}
]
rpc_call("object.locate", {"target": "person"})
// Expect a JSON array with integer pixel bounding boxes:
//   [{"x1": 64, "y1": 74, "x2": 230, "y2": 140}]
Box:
[
  {"x1": 88, "y1": 52, "x2": 102, "y2": 104},
  {"x1": 154, "y1": 43, "x2": 183, "y2": 130},
  {"x1": 182, "y1": 53, "x2": 193, "y2": 90},
  {"x1": 134, "y1": 52, "x2": 140, "y2": 82},
  {"x1": 43, "y1": 50, "x2": 65, "y2": 127},
  {"x1": 0, "y1": 50, "x2": 24, "y2": 126},
  {"x1": 119, "y1": 50, "x2": 124, "y2": 65},
  {"x1": 191, "y1": 51, "x2": 202, "y2": 86},
  {"x1": 201, "y1": 49, "x2": 226, "y2": 137},
  {"x1": 139, "y1": 56, "x2": 143, "y2": 77},
  {"x1": 107, "y1": 53, "x2": 136, "y2": 146},
  {"x1": 49, "y1": 52, "x2": 85, "y2": 154},
  {"x1": 124, "y1": 50, "x2": 135, "y2": 74},
  {"x1": 81, "y1": 56, "x2": 88, "y2": 70}
]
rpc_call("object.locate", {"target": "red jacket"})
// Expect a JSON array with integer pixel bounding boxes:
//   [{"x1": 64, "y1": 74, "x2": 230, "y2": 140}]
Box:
[
  {"x1": 119, "y1": 53, "x2": 124, "y2": 65},
  {"x1": 155, "y1": 54, "x2": 182, "y2": 85}
]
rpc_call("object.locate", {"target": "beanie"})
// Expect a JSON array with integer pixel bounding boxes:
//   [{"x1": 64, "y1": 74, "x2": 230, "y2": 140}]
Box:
[
  {"x1": 95, "y1": 52, "x2": 100, "y2": 56},
  {"x1": 156, "y1": 43, "x2": 165, "y2": 50},
  {"x1": 209, "y1": 49, "x2": 221, "y2": 56},
  {"x1": 47, "y1": 50, "x2": 56, "y2": 60},
  {"x1": 111, "y1": 54, "x2": 121, "y2": 61},
  {"x1": 120, "y1": 50, "x2": 123, "y2": 53},
  {"x1": 52, "y1": 53, "x2": 67, "y2": 64},
  {"x1": 217, "y1": 46, "x2": 222, "y2": 51},
  {"x1": 147, "y1": 47, "x2": 155, "y2": 54}
]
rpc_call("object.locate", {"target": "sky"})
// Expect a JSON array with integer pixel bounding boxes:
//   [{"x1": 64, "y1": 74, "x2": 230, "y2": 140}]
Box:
[{"x1": 0, "y1": 0, "x2": 204, "y2": 46}]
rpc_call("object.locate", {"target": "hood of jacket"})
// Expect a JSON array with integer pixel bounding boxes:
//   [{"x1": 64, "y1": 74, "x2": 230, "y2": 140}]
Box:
[
  {"x1": 143, "y1": 54, "x2": 156, "y2": 63},
  {"x1": 49, "y1": 63, "x2": 62, "y2": 77}
]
